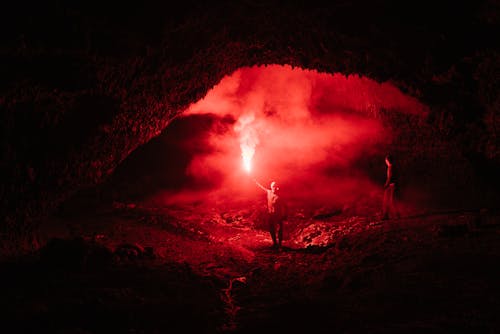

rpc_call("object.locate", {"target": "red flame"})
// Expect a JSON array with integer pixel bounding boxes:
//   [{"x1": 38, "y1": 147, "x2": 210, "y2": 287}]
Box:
[{"x1": 234, "y1": 113, "x2": 259, "y2": 173}]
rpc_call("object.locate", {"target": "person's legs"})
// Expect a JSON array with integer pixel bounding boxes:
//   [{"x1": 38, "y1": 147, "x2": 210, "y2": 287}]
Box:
[
  {"x1": 268, "y1": 214, "x2": 278, "y2": 247},
  {"x1": 277, "y1": 219, "x2": 283, "y2": 248},
  {"x1": 382, "y1": 187, "x2": 390, "y2": 219},
  {"x1": 387, "y1": 184, "x2": 397, "y2": 219},
  {"x1": 389, "y1": 184, "x2": 400, "y2": 219}
]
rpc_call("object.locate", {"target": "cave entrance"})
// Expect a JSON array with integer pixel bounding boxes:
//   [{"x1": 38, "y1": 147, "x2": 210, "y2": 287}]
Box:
[{"x1": 102, "y1": 64, "x2": 428, "y2": 219}]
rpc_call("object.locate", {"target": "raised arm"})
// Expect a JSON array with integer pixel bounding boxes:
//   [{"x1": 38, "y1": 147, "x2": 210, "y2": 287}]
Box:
[{"x1": 254, "y1": 179, "x2": 267, "y2": 191}]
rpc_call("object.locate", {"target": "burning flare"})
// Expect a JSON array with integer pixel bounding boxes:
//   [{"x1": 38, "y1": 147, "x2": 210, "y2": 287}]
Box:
[
  {"x1": 234, "y1": 113, "x2": 259, "y2": 173},
  {"x1": 242, "y1": 149, "x2": 253, "y2": 172}
]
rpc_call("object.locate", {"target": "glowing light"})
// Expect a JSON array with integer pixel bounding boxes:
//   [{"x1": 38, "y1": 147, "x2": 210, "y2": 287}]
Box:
[
  {"x1": 234, "y1": 113, "x2": 259, "y2": 173},
  {"x1": 242, "y1": 152, "x2": 252, "y2": 172}
]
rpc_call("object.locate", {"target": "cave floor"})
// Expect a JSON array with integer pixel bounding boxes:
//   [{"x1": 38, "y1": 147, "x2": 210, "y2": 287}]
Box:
[{"x1": 2, "y1": 200, "x2": 500, "y2": 333}]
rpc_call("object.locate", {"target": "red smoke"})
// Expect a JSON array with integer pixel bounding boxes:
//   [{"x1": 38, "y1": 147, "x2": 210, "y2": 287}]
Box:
[{"x1": 158, "y1": 65, "x2": 426, "y2": 209}]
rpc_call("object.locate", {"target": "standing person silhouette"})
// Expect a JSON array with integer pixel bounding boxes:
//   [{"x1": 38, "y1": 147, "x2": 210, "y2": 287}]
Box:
[
  {"x1": 255, "y1": 179, "x2": 287, "y2": 250},
  {"x1": 382, "y1": 154, "x2": 400, "y2": 220}
]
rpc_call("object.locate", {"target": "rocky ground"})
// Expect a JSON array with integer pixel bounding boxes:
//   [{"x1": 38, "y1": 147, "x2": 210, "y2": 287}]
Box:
[{"x1": 1, "y1": 197, "x2": 500, "y2": 333}]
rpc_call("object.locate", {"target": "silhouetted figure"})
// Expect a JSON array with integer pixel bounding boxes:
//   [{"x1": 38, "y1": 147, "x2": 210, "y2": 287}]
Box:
[
  {"x1": 255, "y1": 179, "x2": 287, "y2": 249},
  {"x1": 382, "y1": 154, "x2": 400, "y2": 220}
]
